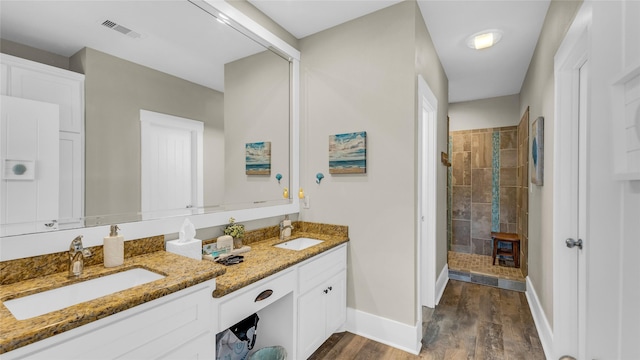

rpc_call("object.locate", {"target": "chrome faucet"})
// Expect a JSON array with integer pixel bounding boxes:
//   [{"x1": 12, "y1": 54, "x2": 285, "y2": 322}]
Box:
[
  {"x1": 69, "y1": 235, "x2": 92, "y2": 277},
  {"x1": 279, "y1": 222, "x2": 294, "y2": 240}
]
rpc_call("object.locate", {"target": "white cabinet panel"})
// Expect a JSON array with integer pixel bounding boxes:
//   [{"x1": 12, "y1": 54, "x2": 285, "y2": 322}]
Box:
[
  {"x1": 157, "y1": 331, "x2": 213, "y2": 360},
  {"x1": 58, "y1": 132, "x2": 83, "y2": 229},
  {"x1": 297, "y1": 244, "x2": 347, "y2": 359},
  {"x1": 1, "y1": 54, "x2": 85, "y2": 231},
  {"x1": 299, "y1": 244, "x2": 346, "y2": 294},
  {"x1": 325, "y1": 271, "x2": 347, "y2": 335},
  {"x1": 9, "y1": 66, "x2": 83, "y2": 133},
  {"x1": 298, "y1": 281, "x2": 327, "y2": 358},
  {"x1": 1, "y1": 63, "x2": 7, "y2": 95},
  {"x1": 2, "y1": 280, "x2": 216, "y2": 360},
  {"x1": 1, "y1": 96, "x2": 60, "y2": 236}
]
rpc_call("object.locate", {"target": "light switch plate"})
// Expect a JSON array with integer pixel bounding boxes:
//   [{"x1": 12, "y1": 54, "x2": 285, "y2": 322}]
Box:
[{"x1": 303, "y1": 195, "x2": 310, "y2": 209}]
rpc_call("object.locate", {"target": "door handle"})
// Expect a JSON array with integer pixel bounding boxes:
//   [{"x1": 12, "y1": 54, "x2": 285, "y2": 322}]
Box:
[
  {"x1": 565, "y1": 238, "x2": 583, "y2": 250},
  {"x1": 255, "y1": 289, "x2": 273, "y2": 302}
]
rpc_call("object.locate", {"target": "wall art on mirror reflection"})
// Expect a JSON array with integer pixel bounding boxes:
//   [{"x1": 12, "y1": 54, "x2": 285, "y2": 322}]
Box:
[
  {"x1": 329, "y1": 131, "x2": 367, "y2": 174},
  {"x1": 531, "y1": 117, "x2": 544, "y2": 185},
  {"x1": 3, "y1": 159, "x2": 35, "y2": 180},
  {"x1": 246, "y1": 141, "x2": 271, "y2": 175}
]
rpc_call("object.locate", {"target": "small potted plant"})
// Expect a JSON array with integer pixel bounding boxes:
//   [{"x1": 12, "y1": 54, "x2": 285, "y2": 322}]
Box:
[{"x1": 224, "y1": 217, "x2": 245, "y2": 249}]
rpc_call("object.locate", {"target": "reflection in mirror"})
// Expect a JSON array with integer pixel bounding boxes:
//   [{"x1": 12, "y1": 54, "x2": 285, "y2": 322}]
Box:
[{"x1": 0, "y1": 0, "x2": 291, "y2": 236}]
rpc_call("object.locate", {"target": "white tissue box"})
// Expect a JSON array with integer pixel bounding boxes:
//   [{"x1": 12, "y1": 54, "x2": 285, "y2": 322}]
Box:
[{"x1": 166, "y1": 238, "x2": 202, "y2": 261}]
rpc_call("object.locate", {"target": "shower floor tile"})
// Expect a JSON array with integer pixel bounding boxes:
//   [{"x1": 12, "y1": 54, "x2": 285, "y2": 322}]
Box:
[{"x1": 448, "y1": 251, "x2": 525, "y2": 291}]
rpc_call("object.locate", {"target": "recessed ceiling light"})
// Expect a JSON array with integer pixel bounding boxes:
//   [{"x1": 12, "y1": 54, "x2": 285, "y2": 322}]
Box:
[{"x1": 466, "y1": 29, "x2": 503, "y2": 50}]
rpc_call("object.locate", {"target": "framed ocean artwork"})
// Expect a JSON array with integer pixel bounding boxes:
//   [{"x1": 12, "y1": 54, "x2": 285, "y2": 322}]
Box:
[
  {"x1": 329, "y1": 131, "x2": 367, "y2": 174},
  {"x1": 531, "y1": 117, "x2": 544, "y2": 185},
  {"x1": 246, "y1": 141, "x2": 271, "y2": 175}
]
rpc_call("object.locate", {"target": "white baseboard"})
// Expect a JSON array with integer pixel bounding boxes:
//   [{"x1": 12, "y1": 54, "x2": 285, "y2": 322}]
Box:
[
  {"x1": 435, "y1": 264, "x2": 449, "y2": 305},
  {"x1": 345, "y1": 307, "x2": 421, "y2": 355},
  {"x1": 525, "y1": 276, "x2": 553, "y2": 359}
]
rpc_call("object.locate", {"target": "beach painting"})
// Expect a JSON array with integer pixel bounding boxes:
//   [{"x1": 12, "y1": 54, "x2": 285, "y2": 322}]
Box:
[
  {"x1": 246, "y1": 141, "x2": 271, "y2": 175},
  {"x1": 329, "y1": 131, "x2": 367, "y2": 174}
]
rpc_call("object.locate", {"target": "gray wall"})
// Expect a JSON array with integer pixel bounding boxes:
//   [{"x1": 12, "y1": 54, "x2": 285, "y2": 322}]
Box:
[
  {"x1": 70, "y1": 48, "x2": 224, "y2": 218},
  {"x1": 414, "y1": 1, "x2": 450, "y2": 314},
  {"x1": 299, "y1": 0, "x2": 448, "y2": 326},
  {"x1": 224, "y1": 50, "x2": 291, "y2": 204},
  {"x1": 227, "y1": 0, "x2": 299, "y2": 50},
  {"x1": 449, "y1": 94, "x2": 520, "y2": 131},
  {"x1": 0, "y1": 38, "x2": 70, "y2": 70},
  {"x1": 519, "y1": 0, "x2": 583, "y2": 329}
]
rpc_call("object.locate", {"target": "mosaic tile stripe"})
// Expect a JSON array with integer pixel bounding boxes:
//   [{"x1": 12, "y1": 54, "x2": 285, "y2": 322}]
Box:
[
  {"x1": 448, "y1": 135, "x2": 453, "y2": 249},
  {"x1": 491, "y1": 131, "x2": 500, "y2": 232}
]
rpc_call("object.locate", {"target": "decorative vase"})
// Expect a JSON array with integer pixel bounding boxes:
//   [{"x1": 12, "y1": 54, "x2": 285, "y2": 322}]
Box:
[{"x1": 233, "y1": 237, "x2": 244, "y2": 249}]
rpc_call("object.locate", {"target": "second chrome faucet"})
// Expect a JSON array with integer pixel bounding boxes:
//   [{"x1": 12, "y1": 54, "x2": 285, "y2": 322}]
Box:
[
  {"x1": 69, "y1": 235, "x2": 92, "y2": 277},
  {"x1": 279, "y1": 221, "x2": 294, "y2": 240}
]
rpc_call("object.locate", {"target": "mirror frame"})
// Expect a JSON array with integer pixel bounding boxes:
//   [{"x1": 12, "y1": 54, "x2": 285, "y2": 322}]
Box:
[{"x1": 0, "y1": 0, "x2": 301, "y2": 261}]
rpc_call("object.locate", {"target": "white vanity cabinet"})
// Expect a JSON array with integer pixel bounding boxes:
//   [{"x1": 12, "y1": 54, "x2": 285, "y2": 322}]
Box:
[
  {"x1": 297, "y1": 244, "x2": 347, "y2": 360},
  {"x1": 210, "y1": 243, "x2": 348, "y2": 360},
  {"x1": 2, "y1": 279, "x2": 217, "y2": 360},
  {"x1": 0, "y1": 54, "x2": 84, "y2": 231}
]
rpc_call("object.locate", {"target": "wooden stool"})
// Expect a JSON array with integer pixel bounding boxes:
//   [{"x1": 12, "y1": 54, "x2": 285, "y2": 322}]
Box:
[{"x1": 491, "y1": 232, "x2": 520, "y2": 268}]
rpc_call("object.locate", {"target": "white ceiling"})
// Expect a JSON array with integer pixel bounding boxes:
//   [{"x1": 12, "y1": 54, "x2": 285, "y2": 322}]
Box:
[
  {"x1": 1, "y1": 1, "x2": 551, "y2": 103},
  {"x1": 0, "y1": 1, "x2": 267, "y2": 92},
  {"x1": 249, "y1": 0, "x2": 551, "y2": 103}
]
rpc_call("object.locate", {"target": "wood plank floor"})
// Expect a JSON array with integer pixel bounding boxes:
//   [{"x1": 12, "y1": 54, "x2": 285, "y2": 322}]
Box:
[{"x1": 308, "y1": 280, "x2": 545, "y2": 360}]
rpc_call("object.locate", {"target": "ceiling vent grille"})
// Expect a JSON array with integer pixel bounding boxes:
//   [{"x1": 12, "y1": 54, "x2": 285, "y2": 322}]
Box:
[{"x1": 100, "y1": 19, "x2": 142, "y2": 39}]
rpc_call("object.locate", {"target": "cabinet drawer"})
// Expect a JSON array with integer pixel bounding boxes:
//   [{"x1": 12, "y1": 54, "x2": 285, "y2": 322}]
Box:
[
  {"x1": 217, "y1": 269, "x2": 295, "y2": 331},
  {"x1": 299, "y1": 244, "x2": 346, "y2": 294}
]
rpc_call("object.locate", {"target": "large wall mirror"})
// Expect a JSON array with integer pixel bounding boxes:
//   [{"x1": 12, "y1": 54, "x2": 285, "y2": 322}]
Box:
[{"x1": 0, "y1": 0, "x2": 299, "y2": 244}]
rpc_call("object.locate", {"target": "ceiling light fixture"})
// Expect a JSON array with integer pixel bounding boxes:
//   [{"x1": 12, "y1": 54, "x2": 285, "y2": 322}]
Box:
[{"x1": 466, "y1": 29, "x2": 503, "y2": 50}]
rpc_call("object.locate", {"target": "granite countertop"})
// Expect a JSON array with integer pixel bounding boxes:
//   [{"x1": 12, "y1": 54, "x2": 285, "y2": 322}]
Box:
[
  {"x1": 0, "y1": 251, "x2": 226, "y2": 354},
  {"x1": 212, "y1": 231, "x2": 350, "y2": 298},
  {"x1": 0, "y1": 223, "x2": 349, "y2": 354}
]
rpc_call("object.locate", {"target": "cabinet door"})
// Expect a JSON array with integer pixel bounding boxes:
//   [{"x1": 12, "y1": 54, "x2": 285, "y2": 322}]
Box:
[
  {"x1": 325, "y1": 271, "x2": 347, "y2": 335},
  {"x1": 1, "y1": 96, "x2": 60, "y2": 236},
  {"x1": 297, "y1": 285, "x2": 328, "y2": 360},
  {"x1": 156, "y1": 331, "x2": 213, "y2": 360},
  {"x1": 1, "y1": 63, "x2": 8, "y2": 95},
  {"x1": 58, "y1": 132, "x2": 83, "y2": 229},
  {"x1": 10, "y1": 67, "x2": 83, "y2": 133}
]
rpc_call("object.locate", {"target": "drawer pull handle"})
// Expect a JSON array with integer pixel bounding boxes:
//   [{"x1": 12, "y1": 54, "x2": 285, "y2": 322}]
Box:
[
  {"x1": 324, "y1": 289, "x2": 329, "y2": 294},
  {"x1": 255, "y1": 289, "x2": 273, "y2": 302}
]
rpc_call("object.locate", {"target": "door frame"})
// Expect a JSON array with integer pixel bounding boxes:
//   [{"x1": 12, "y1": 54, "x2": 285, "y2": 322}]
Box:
[
  {"x1": 417, "y1": 74, "x2": 438, "y2": 315},
  {"x1": 553, "y1": 3, "x2": 591, "y2": 358}
]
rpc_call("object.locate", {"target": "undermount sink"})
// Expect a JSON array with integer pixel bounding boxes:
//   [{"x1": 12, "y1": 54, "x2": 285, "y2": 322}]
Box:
[
  {"x1": 4, "y1": 268, "x2": 165, "y2": 320},
  {"x1": 274, "y1": 237, "x2": 324, "y2": 251}
]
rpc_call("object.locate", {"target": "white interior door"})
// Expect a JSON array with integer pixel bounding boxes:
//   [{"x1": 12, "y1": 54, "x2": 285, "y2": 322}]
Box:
[
  {"x1": 418, "y1": 75, "x2": 439, "y2": 311},
  {"x1": 140, "y1": 110, "x2": 203, "y2": 219},
  {"x1": 1, "y1": 96, "x2": 60, "y2": 236},
  {"x1": 554, "y1": 22, "x2": 589, "y2": 359}
]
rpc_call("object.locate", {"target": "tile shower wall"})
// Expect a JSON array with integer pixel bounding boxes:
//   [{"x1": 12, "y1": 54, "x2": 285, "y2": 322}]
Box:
[{"x1": 449, "y1": 126, "x2": 518, "y2": 256}]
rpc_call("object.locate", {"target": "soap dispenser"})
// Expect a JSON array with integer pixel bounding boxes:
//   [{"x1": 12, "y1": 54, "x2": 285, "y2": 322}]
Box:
[{"x1": 104, "y1": 225, "x2": 124, "y2": 267}]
